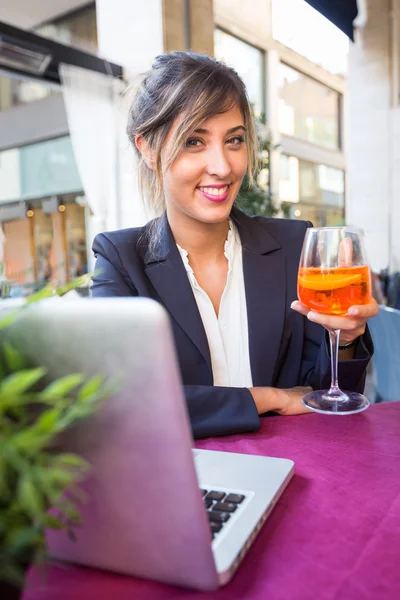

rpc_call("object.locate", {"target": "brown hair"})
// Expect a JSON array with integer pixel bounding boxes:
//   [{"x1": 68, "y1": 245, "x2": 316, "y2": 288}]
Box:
[{"x1": 126, "y1": 51, "x2": 258, "y2": 255}]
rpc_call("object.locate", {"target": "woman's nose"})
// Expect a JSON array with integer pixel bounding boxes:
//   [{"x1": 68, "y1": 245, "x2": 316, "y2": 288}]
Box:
[{"x1": 205, "y1": 147, "x2": 232, "y2": 179}]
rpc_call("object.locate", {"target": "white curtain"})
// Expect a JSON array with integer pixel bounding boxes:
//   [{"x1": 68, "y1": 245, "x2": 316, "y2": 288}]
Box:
[{"x1": 59, "y1": 64, "x2": 125, "y2": 251}]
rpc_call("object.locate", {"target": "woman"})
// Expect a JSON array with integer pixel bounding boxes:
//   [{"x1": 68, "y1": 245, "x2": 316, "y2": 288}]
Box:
[{"x1": 92, "y1": 52, "x2": 377, "y2": 438}]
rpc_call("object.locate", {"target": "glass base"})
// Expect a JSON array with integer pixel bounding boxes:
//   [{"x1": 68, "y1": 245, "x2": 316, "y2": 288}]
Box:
[{"x1": 302, "y1": 390, "x2": 370, "y2": 415}]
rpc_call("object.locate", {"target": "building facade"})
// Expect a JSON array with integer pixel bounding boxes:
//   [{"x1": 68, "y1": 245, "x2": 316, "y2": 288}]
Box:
[{"x1": 0, "y1": 0, "x2": 348, "y2": 287}]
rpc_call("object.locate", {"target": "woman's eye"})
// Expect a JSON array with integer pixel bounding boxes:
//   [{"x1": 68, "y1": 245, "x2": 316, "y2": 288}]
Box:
[
  {"x1": 226, "y1": 136, "x2": 245, "y2": 146},
  {"x1": 185, "y1": 138, "x2": 203, "y2": 148}
]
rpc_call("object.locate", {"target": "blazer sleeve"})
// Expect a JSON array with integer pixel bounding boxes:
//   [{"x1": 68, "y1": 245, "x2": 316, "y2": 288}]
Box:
[
  {"x1": 91, "y1": 233, "x2": 138, "y2": 297},
  {"x1": 184, "y1": 386, "x2": 260, "y2": 439},
  {"x1": 300, "y1": 317, "x2": 373, "y2": 394},
  {"x1": 92, "y1": 234, "x2": 260, "y2": 439}
]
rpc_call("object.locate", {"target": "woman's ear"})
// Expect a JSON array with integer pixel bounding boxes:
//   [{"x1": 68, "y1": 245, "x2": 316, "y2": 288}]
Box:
[{"x1": 135, "y1": 135, "x2": 156, "y2": 170}]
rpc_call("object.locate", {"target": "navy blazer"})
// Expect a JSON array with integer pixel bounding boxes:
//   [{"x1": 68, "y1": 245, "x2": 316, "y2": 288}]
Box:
[{"x1": 91, "y1": 208, "x2": 372, "y2": 438}]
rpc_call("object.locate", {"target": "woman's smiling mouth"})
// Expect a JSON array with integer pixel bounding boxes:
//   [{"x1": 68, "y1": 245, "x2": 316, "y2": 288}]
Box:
[{"x1": 197, "y1": 184, "x2": 231, "y2": 202}]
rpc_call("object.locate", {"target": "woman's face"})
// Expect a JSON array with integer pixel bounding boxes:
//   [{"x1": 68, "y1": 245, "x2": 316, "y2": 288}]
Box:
[{"x1": 162, "y1": 104, "x2": 248, "y2": 226}]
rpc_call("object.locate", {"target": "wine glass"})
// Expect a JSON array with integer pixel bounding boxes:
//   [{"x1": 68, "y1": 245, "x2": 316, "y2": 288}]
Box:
[{"x1": 298, "y1": 226, "x2": 372, "y2": 415}]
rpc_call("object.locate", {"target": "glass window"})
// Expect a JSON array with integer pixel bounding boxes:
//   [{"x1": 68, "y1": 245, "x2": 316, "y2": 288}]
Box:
[
  {"x1": 272, "y1": 0, "x2": 349, "y2": 75},
  {"x1": 214, "y1": 29, "x2": 264, "y2": 118},
  {"x1": 279, "y1": 63, "x2": 340, "y2": 149},
  {"x1": 0, "y1": 72, "x2": 58, "y2": 111},
  {"x1": 279, "y1": 155, "x2": 345, "y2": 226},
  {"x1": 2, "y1": 194, "x2": 88, "y2": 289},
  {"x1": 19, "y1": 136, "x2": 82, "y2": 201}
]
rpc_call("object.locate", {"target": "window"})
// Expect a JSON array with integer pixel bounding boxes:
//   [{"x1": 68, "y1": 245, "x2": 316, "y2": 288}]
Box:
[
  {"x1": 279, "y1": 155, "x2": 345, "y2": 226},
  {"x1": 0, "y1": 73, "x2": 58, "y2": 111},
  {"x1": 3, "y1": 194, "x2": 88, "y2": 287},
  {"x1": 214, "y1": 29, "x2": 264, "y2": 118},
  {"x1": 279, "y1": 63, "x2": 341, "y2": 150}
]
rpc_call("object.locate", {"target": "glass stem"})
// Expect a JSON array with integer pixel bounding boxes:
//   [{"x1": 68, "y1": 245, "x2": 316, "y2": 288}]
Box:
[{"x1": 328, "y1": 329, "x2": 341, "y2": 394}]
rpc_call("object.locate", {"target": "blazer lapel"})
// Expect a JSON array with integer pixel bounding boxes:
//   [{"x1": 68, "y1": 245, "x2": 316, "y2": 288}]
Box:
[
  {"x1": 143, "y1": 215, "x2": 212, "y2": 373},
  {"x1": 233, "y1": 209, "x2": 287, "y2": 387}
]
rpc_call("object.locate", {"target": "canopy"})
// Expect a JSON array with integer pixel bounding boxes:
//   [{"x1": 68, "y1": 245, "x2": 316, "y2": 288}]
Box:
[{"x1": 305, "y1": 0, "x2": 358, "y2": 40}]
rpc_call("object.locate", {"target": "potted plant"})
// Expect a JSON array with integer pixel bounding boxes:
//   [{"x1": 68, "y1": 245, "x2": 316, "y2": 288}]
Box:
[
  {"x1": 237, "y1": 118, "x2": 280, "y2": 218},
  {"x1": 0, "y1": 284, "x2": 112, "y2": 599}
]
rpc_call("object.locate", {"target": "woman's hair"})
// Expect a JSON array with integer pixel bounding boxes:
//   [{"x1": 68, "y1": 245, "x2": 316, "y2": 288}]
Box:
[{"x1": 126, "y1": 51, "x2": 258, "y2": 254}]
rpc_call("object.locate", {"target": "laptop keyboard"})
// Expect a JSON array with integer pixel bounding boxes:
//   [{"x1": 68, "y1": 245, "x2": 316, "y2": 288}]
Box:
[{"x1": 200, "y1": 489, "x2": 246, "y2": 539}]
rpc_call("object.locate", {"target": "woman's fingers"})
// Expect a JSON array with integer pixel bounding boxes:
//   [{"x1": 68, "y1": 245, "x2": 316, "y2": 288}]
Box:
[
  {"x1": 291, "y1": 301, "x2": 310, "y2": 316},
  {"x1": 290, "y1": 298, "x2": 379, "y2": 339},
  {"x1": 306, "y1": 312, "x2": 364, "y2": 331},
  {"x1": 291, "y1": 299, "x2": 378, "y2": 322},
  {"x1": 347, "y1": 299, "x2": 379, "y2": 318}
]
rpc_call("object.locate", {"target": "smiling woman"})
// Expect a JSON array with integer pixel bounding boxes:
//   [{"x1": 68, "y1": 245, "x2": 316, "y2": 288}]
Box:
[
  {"x1": 91, "y1": 51, "x2": 376, "y2": 439},
  {"x1": 126, "y1": 52, "x2": 257, "y2": 258}
]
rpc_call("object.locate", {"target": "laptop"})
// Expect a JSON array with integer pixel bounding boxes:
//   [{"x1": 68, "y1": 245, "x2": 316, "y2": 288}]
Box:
[{"x1": 4, "y1": 297, "x2": 294, "y2": 590}]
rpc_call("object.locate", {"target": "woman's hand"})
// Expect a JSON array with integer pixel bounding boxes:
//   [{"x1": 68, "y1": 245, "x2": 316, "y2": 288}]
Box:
[
  {"x1": 290, "y1": 299, "x2": 379, "y2": 345},
  {"x1": 249, "y1": 386, "x2": 312, "y2": 416}
]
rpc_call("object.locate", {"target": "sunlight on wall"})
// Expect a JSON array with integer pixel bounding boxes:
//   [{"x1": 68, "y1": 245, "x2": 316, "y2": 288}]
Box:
[{"x1": 272, "y1": 0, "x2": 349, "y2": 75}]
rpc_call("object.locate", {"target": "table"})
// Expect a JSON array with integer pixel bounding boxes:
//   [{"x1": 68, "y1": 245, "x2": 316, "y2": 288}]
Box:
[{"x1": 23, "y1": 402, "x2": 400, "y2": 600}]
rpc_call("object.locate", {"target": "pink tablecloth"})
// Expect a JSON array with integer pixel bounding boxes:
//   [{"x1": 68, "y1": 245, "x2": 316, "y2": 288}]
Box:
[{"x1": 24, "y1": 402, "x2": 400, "y2": 600}]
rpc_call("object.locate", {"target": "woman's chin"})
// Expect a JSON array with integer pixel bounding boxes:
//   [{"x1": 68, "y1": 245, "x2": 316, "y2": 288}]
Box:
[{"x1": 194, "y1": 200, "x2": 234, "y2": 224}]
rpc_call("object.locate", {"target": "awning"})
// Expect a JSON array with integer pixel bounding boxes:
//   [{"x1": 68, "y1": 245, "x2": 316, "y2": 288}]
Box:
[
  {"x1": 0, "y1": 20, "x2": 123, "y2": 84},
  {"x1": 305, "y1": 0, "x2": 358, "y2": 40}
]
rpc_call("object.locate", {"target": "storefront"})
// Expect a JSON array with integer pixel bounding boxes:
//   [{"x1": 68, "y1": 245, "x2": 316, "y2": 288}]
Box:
[{"x1": 0, "y1": 136, "x2": 88, "y2": 288}]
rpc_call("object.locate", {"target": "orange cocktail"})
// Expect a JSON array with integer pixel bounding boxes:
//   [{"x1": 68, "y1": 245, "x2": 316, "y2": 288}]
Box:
[{"x1": 298, "y1": 265, "x2": 371, "y2": 316}]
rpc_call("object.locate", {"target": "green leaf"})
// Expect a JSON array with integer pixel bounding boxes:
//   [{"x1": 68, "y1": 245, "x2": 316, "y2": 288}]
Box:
[
  {"x1": 44, "y1": 467, "x2": 75, "y2": 488},
  {"x1": 55, "y1": 453, "x2": 89, "y2": 470},
  {"x1": 18, "y1": 475, "x2": 44, "y2": 520},
  {"x1": 55, "y1": 501, "x2": 82, "y2": 524},
  {"x1": 0, "y1": 561, "x2": 25, "y2": 587},
  {"x1": 0, "y1": 310, "x2": 19, "y2": 331},
  {"x1": 2, "y1": 342, "x2": 26, "y2": 372},
  {"x1": 77, "y1": 375, "x2": 104, "y2": 402},
  {"x1": 55, "y1": 275, "x2": 91, "y2": 297},
  {"x1": 35, "y1": 407, "x2": 62, "y2": 433},
  {"x1": 6, "y1": 527, "x2": 41, "y2": 553},
  {"x1": 0, "y1": 367, "x2": 46, "y2": 397},
  {"x1": 12, "y1": 428, "x2": 54, "y2": 455},
  {"x1": 41, "y1": 374, "x2": 84, "y2": 400},
  {"x1": 25, "y1": 285, "x2": 55, "y2": 305},
  {"x1": 0, "y1": 454, "x2": 9, "y2": 497},
  {"x1": 43, "y1": 514, "x2": 65, "y2": 530}
]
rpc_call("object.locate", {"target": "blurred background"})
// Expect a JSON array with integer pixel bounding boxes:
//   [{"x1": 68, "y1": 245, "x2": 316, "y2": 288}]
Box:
[{"x1": 0, "y1": 0, "x2": 398, "y2": 310}]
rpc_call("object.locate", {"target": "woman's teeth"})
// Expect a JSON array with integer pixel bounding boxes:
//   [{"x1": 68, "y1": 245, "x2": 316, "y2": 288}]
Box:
[{"x1": 198, "y1": 186, "x2": 229, "y2": 196}]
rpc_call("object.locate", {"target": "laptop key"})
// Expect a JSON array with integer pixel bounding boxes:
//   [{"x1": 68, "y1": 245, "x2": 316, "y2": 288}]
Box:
[
  {"x1": 224, "y1": 493, "x2": 245, "y2": 504},
  {"x1": 205, "y1": 491, "x2": 225, "y2": 502},
  {"x1": 213, "y1": 502, "x2": 237, "y2": 513},
  {"x1": 200, "y1": 489, "x2": 208, "y2": 497},
  {"x1": 210, "y1": 522, "x2": 222, "y2": 533},
  {"x1": 208, "y1": 511, "x2": 230, "y2": 523},
  {"x1": 204, "y1": 499, "x2": 213, "y2": 510}
]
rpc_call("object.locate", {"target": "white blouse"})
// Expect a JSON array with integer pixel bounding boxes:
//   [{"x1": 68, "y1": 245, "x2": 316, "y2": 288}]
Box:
[{"x1": 177, "y1": 221, "x2": 253, "y2": 388}]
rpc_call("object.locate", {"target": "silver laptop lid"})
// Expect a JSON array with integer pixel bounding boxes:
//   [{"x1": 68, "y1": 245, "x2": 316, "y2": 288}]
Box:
[{"x1": 5, "y1": 298, "x2": 219, "y2": 590}]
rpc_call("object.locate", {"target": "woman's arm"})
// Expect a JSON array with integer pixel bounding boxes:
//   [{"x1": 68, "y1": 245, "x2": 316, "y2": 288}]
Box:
[{"x1": 91, "y1": 234, "x2": 311, "y2": 439}]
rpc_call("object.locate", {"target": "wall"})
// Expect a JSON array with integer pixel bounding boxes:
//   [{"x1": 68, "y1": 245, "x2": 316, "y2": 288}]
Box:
[
  {"x1": 0, "y1": 94, "x2": 69, "y2": 153},
  {"x1": 347, "y1": 0, "x2": 399, "y2": 272},
  {"x1": 214, "y1": 0, "x2": 271, "y2": 49}
]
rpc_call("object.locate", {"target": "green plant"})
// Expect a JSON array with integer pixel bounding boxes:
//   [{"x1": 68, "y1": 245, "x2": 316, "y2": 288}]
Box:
[
  {"x1": 236, "y1": 117, "x2": 279, "y2": 218},
  {"x1": 0, "y1": 282, "x2": 112, "y2": 589}
]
